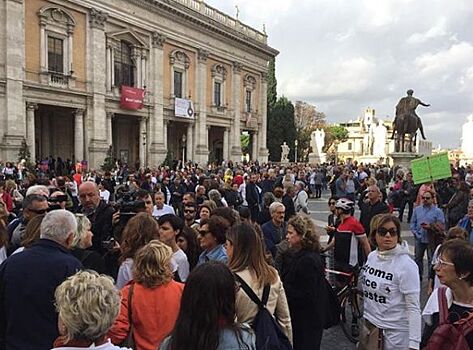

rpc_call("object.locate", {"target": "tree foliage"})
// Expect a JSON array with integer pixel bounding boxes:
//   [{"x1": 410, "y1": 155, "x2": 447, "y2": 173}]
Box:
[
  {"x1": 267, "y1": 96, "x2": 296, "y2": 162},
  {"x1": 324, "y1": 125, "x2": 349, "y2": 152},
  {"x1": 294, "y1": 101, "x2": 326, "y2": 130},
  {"x1": 101, "y1": 145, "x2": 115, "y2": 172},
  {"x1": 17, "y1": 138, "x2": 35, "y2": 171},
  {"x1": 267, "y1": 57, "x2": 277, "y2": 112},
  {"x1": 240, "y1": 134, "x2": 250, "y2": 155}
]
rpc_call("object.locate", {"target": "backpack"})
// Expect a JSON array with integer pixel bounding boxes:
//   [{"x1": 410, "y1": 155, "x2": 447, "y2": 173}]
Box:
[
  {"x1": 234, "y1": 274, "x2": 293, "y2": 350},
  {"x1": 424, "y1": 287, "x2": 473, "y2": 350},
  {"x1": 321, "y1": 277, "x2": 341, "y2": 329}
]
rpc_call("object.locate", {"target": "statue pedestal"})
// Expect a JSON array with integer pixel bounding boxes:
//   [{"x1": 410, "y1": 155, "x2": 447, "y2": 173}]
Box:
[
  {"x1": 389, "y1": 152, "x2": 421, "y2": 174},
  {"x1": 308, "y1": 152, "x2": 326, "y2": 165}
]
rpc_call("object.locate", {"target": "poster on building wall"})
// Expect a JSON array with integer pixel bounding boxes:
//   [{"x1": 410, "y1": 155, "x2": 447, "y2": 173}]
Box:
[
  {"x1": 120, "y1": 86, "x2": 145, "y2": 110},
  {"x1": 175, "y1": 98, "x2": 194, "y2": 118},
  {"x1": 411, "y1": 152, "x2": 452, "y2": 185}
]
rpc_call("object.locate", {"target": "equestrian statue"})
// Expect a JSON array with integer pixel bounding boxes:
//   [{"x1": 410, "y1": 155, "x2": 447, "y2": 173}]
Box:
[{"x1": 391, "y1": 89, "x2": 429, "y2": 152}]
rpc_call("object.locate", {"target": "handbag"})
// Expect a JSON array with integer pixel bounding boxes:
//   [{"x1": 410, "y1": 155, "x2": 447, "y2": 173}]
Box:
[
  {"x1": 120, "y1": 283, "x2": 135, "y2": 349},
  {"x1": 357, "y1": 318, "x2": 384, "y2": 350}
]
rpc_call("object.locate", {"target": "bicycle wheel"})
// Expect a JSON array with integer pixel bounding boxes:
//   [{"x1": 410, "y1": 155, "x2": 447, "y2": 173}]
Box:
[{"x1": 339, "y1": 289, "x2": 364, "y2": 344}]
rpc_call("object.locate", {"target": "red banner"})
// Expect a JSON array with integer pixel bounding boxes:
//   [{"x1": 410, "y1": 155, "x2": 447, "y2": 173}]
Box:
[{"x1": 120, "y1": 86, "x2": 145, "y2": 110}]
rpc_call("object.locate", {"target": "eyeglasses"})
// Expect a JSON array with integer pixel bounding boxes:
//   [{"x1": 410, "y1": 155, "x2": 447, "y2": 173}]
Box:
[
  {"x1": 184, "y1": 209, "x2": 195, "y2": 214},
  {"x1": 422, "y1": 196, "x2": 432, "y2": 200},
  {"x1": 434, "y1": 257, "x2": 455, "y2": 269},
  {"x1": 198, "y1": 229, "x2": 210, "y2": 235},
  {"x1": 376, "y1": 227, "x2": 398, "y2": 236},
  {"x1": 329, "y1": 202, "x2": 336, "y2": 205}
]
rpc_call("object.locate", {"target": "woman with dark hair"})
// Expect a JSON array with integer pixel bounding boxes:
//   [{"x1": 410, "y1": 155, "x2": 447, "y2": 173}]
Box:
[
  {"x1": 281, "y1": 214, "x2": 326, "y2": 350},
  {"x1": 226, "y1": 223, "x2": 292, "y2": 343},
  {"x1": 159, "y1": 261, "x2": 255, "y2": 350},
  {"x1": 360, "y1": 213, "x2": 420, "y2": 350},
  {"x1": 0, "y1": 206, "x2": 8, "y2": 263},
  {"x1": 116, "y1": 212, "x2": 160, "y2": 289},
  {"x1": 326, "y1": 196, "x2": 338, "y2": 245},
  {"x1": 422, "y1": 240, "x2": 473, "y2": 348},
  {"x1": 157, "y1": 214, "x2": 190, "y2": 282},
  {"x1": 176, "y1": 226, "x2": 201, "y2": 271},
  {"x1": 197, "y1": 216, "x2": 228, "y2": 265},
  {"x1": 445, "y1": 181, "x2": 470, "y2": 229}
]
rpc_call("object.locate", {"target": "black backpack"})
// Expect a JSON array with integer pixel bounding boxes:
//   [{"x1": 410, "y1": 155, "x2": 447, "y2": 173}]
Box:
[{"x1": 235, "y1": 274, "x2": 293, "y2": 350}]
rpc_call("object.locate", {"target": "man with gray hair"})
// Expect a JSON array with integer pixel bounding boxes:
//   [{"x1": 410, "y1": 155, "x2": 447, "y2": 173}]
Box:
[
  {"x1": 261, "y1": 202, "x2": 287, "y2": 257},
  {"x1": 0, "y1": 210, "x2": 81, "y2": 350}
]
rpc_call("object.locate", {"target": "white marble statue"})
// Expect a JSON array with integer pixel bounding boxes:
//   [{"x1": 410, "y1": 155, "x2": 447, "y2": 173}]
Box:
[
  {"x1": 373, "y1": 121, "x2": 387, "y2": 157},
  {"x1": 309, "y1": 129, "x2": 326, "y2": 164},
  {"x1": 461, "y1": 115, "x2": 473, "y2": 157},
  {"x1": 281, "y1": 142, "x2": 290, "y2": 163}
]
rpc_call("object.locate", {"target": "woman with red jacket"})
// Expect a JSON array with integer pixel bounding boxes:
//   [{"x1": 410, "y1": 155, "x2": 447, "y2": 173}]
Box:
[{"x1": 109, "y1": 240, "x2": 184, "y2": 350}]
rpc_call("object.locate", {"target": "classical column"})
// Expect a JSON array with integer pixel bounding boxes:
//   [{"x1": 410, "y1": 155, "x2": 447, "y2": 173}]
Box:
[
  {"x1": 74, "y1": 109, "x2": 85, "y2": 162},
  {"x1": 106, "y1": 112, "x2": 113, "y2": 145},
  {"x1": 259, "y1": 72, "x2": 269, "y2": 162},
  {"x1": 194, "y1": 48, "x2": 210, "y2": 164},
  {"x1": 135, "y1": 51, "x2": 142, "y2": 88},
  {"x1": 164, "y1": 120, "x2": 169, "y2": 150},
  {"x1": 87, "y1": 8, "x2": 109, "y2": 168},
  {"x1": 139, "y1": 117, "x2": 147, "y2": 167},
  {"x1": 106, "y1": 45, "x2": 111, "y2": 91},
  {"x1": 186, "y1": 123, "x2": 193, "y2": 161},
  {"x1": 252, "y1": 132, "x2": 258, "y2": 161},
  {"x1": 223, "y1": 127, "x2": 229, "y2": 161},
  {"x1": 26, "y1": 103, "x2": 37, "y2": 160},
  {"x1": 3, "y1": 0, "x2": 26, "y2": 161},
  {"x1": 39, "y1": 21, "x2": 46, "y2": 71},
  {"x1": 141, "y1": 55, "x2": 147, "y2": 88},
  {"x1": 149, "y1": 31, "x2": 167, "y2": 165},
  {"x1": 231, "y1": 61, "x2": 243, "y2": 161}
]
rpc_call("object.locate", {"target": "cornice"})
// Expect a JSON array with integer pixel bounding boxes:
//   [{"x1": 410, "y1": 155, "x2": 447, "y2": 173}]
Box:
[{"x1": 128, "y1": 0, "x2": 279, "y2": 58}]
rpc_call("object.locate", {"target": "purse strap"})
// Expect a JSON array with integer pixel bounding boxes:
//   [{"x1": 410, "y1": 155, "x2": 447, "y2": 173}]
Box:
[
  {"x1": 438, "y1": 287, "x2": 449, "y2": 325},
  {"x1": 234, "y1": 273, "x2": 270, "y2": 309}
]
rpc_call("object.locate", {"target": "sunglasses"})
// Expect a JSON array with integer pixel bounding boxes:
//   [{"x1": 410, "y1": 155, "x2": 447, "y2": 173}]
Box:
[
  {"x1": 376, "y1": 227, "x2": 398, "y2": 236},
  {"x1": 329, "y1": 202, "x2": 336, "y2": 205},
  {"x1": 198, "y1": 229, "x2": 210, "y2": 235},
  {"x1": 184, "y1": 209, "x2": 195, "y2": 214},
  {"x1": 29, "y1": 208, "x2": 49, "y2": 215}
]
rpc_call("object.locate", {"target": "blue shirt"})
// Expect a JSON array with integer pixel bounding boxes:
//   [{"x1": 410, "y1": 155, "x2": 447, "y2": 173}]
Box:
[
  {"x1": 410, "y1": 204, "x2": 445, "y2": 243},
  {"x1": 197, "y1": 244, "x2": 227, "y2": 265}
]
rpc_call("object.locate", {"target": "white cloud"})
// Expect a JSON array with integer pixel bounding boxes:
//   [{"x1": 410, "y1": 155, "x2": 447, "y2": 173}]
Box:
[{"x1": 407, "y1": 18, "x2": 448, "y2": 44}]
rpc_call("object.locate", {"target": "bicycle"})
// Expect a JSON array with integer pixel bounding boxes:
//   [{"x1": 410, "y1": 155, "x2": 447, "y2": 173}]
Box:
[{"x1": 325, "y1": 266, "x2": 364, "y2": 344}]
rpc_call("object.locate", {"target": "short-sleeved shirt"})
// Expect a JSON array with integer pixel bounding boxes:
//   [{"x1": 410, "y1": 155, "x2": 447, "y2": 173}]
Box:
[{"x1": 335, "y1": 216, "x2": 366, "y2": 267}]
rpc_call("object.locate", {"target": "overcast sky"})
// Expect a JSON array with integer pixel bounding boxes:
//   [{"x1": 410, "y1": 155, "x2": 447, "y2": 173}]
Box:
[{"x1": 206, "y1": 0, "x2": 473, "y2": 149}]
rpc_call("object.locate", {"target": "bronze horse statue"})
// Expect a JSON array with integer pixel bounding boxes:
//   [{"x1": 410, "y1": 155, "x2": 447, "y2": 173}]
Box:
[{"x1": 391, "y1": 90, "x2": 429, "y2": 153}]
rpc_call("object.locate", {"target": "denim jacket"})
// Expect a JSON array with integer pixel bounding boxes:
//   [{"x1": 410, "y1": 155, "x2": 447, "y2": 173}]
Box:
[
  {"x1": 160, "y1": 326, "x2": 256, "y2": 350},
  {"x1": 197, "y1": 244, "x2": 227, "y2": 265}
]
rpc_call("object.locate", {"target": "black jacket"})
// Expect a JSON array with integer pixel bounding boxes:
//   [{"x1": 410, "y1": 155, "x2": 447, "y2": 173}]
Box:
[
  {"x1": 281, "y1": 249, "x2": 326, "y2": 349},
  {"x1": 359, "y1": 200, "x2": 389, "y2": 234},
  {"x1": 82, "y1": 200, "x2": 114, "y2": 255},
  {"x1": 0, "y1": 239, "x2": 81, "y2": 350}
]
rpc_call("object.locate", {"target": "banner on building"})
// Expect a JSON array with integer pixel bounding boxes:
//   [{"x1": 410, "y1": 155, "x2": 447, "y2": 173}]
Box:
[
  {"x1": 411, "y1": 152, "x2": 451, "y2": 185},
  {"x1": 175, "y1": 98, "x2": 194, "y2": 118},
  {"x1": 120, "y1": 86, "x2": 145, "y2": 110}
]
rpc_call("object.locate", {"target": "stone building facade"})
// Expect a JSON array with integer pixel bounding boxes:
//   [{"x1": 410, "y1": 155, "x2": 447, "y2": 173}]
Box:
[{"x1": 0, "y1": 0, "x2": 278, "y2": 168}]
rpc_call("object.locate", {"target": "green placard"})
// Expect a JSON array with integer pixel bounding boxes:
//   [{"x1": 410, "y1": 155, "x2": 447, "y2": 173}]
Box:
[
  {"x1": 410, "y1": 152, "x2": 452, "y2": 185},
  {"x1": 429, "y1": 152, "x2": 452, "y2": 181},
  {"x1": 411, "y1": 157, "x2": 432, "y2": 185}
]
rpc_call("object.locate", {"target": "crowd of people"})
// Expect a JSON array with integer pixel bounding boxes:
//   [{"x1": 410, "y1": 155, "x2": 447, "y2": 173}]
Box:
[{"x1": 1, "y1": 158, "x2": 473, "y2": 350}]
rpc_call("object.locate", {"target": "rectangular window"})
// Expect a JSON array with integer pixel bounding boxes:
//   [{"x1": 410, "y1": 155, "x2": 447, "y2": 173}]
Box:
[
  {"x1": 214, "y1": 81, "x2": 222, "y2": 106},
  {"x1": 174, "y1": 71, "x2": 183, "y2": 98},
  {"x1": 48, "y1": 36, "x2": 64, "y2": 73},
  {"x1": 245, "y1": 90, "x2": 252, "y2": 113},
  {"x1": 114, "y1": 41, "x2": 134, "y2": 87}
]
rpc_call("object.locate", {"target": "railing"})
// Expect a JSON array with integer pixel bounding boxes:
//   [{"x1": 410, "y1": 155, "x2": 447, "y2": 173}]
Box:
[
  {"x1": 172, "y1": 0, "x2": 267, "y2": 44},
  {"x1": 49, "y1": 72, "x2": 69, "y2": 87}
]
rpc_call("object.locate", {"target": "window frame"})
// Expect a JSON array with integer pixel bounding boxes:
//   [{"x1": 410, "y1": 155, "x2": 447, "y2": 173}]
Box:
[
  {"x1": 47, "y1": 35, "x2": 65, "y2": 74},
  {"x1": 114, "y1": 40, "x2": 135, "y2": 88}
]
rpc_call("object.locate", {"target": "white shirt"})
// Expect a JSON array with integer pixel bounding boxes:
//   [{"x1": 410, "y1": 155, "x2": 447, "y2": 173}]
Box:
[
  {"x1": 99, "y1": 189, "x2": 110, "y2": 203},
  {"x1": 0, "y1": 246, "x2": 7, "y2": 264},
  {"x1": 116, "y1": 258, "x2": 133, "y2": 289},
  {"x1": 51, "y1": 339, "x2": 131, "y2": 350},
  {"x1": 172, "y1": 249, "x2": 190, "y2": 282},
  {"x1": 152, "y1": 204, "x2": 175, "y2": 218}
]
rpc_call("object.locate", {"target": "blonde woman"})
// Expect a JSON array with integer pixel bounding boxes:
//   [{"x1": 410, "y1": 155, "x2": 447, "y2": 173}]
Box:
[
  {"x1": 109, "y1": 240, "x2": 184, "y2": 350},
  {"x1": 226, "y1": 223, "x2": 292, "y2": 343},
  {"x1": 71, "y1": 214, "x2": 106, "y2": 274},
  {"x1": 51, "y1": 270, "x2": 130, "y2": 349}
]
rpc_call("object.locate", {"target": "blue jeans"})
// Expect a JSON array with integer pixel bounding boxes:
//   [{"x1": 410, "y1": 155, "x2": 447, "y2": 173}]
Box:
[{"x1": 414, "y1": 238, "x2": 433, "y2": 280}]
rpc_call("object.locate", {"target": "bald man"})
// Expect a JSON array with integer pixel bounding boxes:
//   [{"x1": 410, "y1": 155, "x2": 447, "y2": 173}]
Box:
[{"x1": 79, "y1": 181, "x2": 114, "y2": 254}]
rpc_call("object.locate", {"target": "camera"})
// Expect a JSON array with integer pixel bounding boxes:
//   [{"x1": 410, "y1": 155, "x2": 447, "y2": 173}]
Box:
[{"x1": 102, "y1": 237, "x2": 116, "y2": 250}]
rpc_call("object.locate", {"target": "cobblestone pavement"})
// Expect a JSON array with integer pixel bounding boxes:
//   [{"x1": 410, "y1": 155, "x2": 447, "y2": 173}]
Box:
[{"x1": 308, "y1": 194, "x2": 429, "y2": 349}]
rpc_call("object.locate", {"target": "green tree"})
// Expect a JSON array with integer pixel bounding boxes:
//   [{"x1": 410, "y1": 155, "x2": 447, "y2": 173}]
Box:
[
  {"x1": 240, "y1": 134, "x2": 250, "y2": 155},
  {"x1": 324, "y1": 125, "x2": 349, "y2": 152},
  {"x1": 17, "y1": 138, "x2": 35, "y2": 171},
  {"x1": 267, "y1": 96, "x2": 296, "y2": 162},
  {"x1": 101, "y1": 145, "x2": 115, "y2": 172},
  {"x1": 267, "y1": 57, "x2": 277, "y2": 112}
]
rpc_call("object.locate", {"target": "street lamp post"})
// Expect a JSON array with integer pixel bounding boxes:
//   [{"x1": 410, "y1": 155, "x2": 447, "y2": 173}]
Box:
[
  {"x1": 295, "y1": 140, "x2": 298, "y2": 163},
  {"x1": 182, "y1": 134, "x2": 187, "y2": 163}
]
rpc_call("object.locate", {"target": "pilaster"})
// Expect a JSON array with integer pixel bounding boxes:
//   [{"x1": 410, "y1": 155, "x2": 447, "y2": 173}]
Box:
[
  {"x1": 74, "y1": 109, "x2": 85, "y2": 162},
  {"x1": 258, "y1": 72, "x2": 269, "y2": 162},
  {"x1": 230, "y1": 61, "x2": 243, "y2": 162},
  {"x1": 194, "y1": 48, "x2": 210, "y2": 164},
  {"x1": 26, "y1": 103, "x2": 38, "y2": 161}
]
